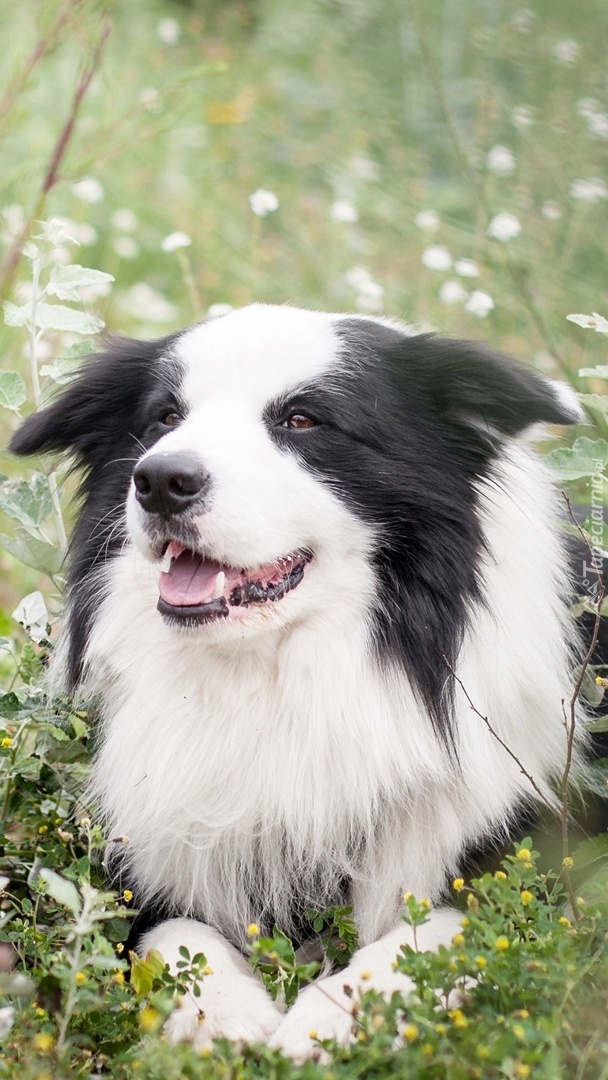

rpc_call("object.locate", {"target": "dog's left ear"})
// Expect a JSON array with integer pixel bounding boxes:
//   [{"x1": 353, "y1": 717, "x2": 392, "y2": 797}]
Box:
[{"x1": 410, "y1": 334, "x2": 583, "y2": 436}]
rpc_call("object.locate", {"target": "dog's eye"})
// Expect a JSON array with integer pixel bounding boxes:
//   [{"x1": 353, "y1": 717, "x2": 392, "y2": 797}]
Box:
[
  {"x1": 160, "y1": 410, "x2": 182, "y2": 428},
  {"x1": 281, "y1": 413, "x2": 317, "y2": 430}
]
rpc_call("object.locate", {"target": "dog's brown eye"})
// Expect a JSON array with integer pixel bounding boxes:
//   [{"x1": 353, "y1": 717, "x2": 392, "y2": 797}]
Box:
[
  {"x1": 161, "y1": 411, "x2": 182, "y2": 427},
  {"x1": 283, "y1": 413, "x2": 316, "y2": 430}
]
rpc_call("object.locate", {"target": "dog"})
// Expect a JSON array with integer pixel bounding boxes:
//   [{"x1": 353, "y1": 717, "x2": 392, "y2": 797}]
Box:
[{"x1": 10, "y1": 303, "x2": 585, "y2": 1058}]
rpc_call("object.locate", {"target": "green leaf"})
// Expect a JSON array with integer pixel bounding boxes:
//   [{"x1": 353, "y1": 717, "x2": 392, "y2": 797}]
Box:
[
  {"x1": 1, "y1": 529, "x2": 63, "y2": 575},
  {"x1": 572, "y1": 833, "x2": 608, "y2": 870},
  {"x1": 578, "y1": 393, "x2": 608, "y2": 412},
  {"x1": 587, "y1": 715, "x2": 608, "y2": 733},
  {"x1": 39, "y1": 868, "x2": 81, "y2": 913},
  {"x1": 40, "y1": 340, "x2": 93, "y2": 385},
  {"x1": 47, "y1": 263, "x2": 114, "y2": 301},
  {"x1": 579, "y1": 365, "x2": 608, "y2": 379},
  {"x1": 546, "y1": 437, "x2": 608, "y2": 481},
  {"x1": 0, "y1": 473, "x2": 53, "y2": 530},
  {"x1": 0, "y1": 371, "x2": 26, "y2": 412},
  {"x1": 32, "y1": 301, "x2": 104, "y2": 335},
  {"x1": 581, "y1": 757, "x2": 608, "y2": 793}
]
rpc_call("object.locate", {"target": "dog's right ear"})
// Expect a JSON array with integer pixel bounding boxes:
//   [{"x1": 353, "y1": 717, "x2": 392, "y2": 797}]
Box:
[{"x1": 9, "y1": 334, "x2": 177, "y2": 463}]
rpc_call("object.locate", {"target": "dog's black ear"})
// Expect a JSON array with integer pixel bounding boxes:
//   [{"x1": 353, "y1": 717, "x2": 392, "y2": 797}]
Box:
[
  {"x1": 9, "y1": 334, "x2": 178, "y2": 463},
  {"x1": 407, "y1": 334, "x2": 583, "y2": 436}
]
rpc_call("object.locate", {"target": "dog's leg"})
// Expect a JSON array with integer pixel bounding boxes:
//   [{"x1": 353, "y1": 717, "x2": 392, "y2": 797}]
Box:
[
  {"x1": 139, "y1": 918, "x2": 283, "y2": 1048},
  {"x1": 269, "y1": 907, "x2": 462, "y2": 1062}
]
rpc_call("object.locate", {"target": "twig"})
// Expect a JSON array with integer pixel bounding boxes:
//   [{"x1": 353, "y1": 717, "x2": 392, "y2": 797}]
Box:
[
  {"x1": 0, "y1": 18, "x2": 112, "y2": 298},
  {"x1": 442, "y1": 655, "x2": 554, "y2": 812}
]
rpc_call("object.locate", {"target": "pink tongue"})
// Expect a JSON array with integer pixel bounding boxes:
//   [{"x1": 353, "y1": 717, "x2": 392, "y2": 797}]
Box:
[{"x1": 159, "y1": 552, "x2": 224, "y2": 607}]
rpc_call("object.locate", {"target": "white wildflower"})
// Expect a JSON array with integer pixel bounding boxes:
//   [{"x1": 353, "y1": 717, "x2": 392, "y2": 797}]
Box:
[
  {"x1": 454, "y1": 258, "x2": 479, "y2": 278},
  {"x1": 486, "y1": 145, "x2": 516, "y2": 175},
  {"x1": 588, "y1": 113, "x2": 608, "y2": 139},
  {"x1": 552, "y1": 39, "x2": 580, "y2": 65},
  {"x1": 511, "y1": 9, "x2": 538, "y2": 33},
  {"x1": 510, "y1": 105, "x2": 534, "y2": 129},
  {"x1": 157, "y1": 17, "x2": 181, "y2": 45},
  {"x1": 249, "y1": 189, "x2": 279, "y2": 217},
  {"x1": 577, "y1": 98, "x2": 600, "y2": 118},
  {"x1": 465, "y1": 290, "x2": 495, "y2": 318},
  {"x1": 12, "y1": 592, "x2": 48, "y2": 645},
  {"x1": 439, "y1": 280, "x2": 468, "y2": 304},
  {"x1": 139, "y1": 87, "x2": 162, "y2": 112},
  {"x1": 421, "y1": 244, "x2": 452, "y2": 271},
  {"x1": 113, "y1": 237, "x2": 139, "y2": 260},
  {"x1": 345, "y1": 266, "x2": 374, "y2": 290},
  {"x1": 414, "y1": 209, "x2": 439, "y2": 231},
  {"x1": 541, "y1": 200, "x2": 562, "y2": 220},
  {"x1": 120, "y1": 283, "x2": 177, "y2": 323},
  {"x1": 356, "y1": 280, "x2": 384, "y2": 313},
  {"x1": 487, "y1": 212, "x2": 521, "y2": 242},
  {"x1": 567, "y1": 312, "x2": 608, "y2": 333},
  {"x1": 207, "y1": 303, "x2": 234, "y2": 318},
  {"x1": 0, "y1": 1006, "x2": 15, "y2": 1039},
  {"x1": 570, "y1": 178, "x2": 608, "y2": 202},
  {"x1": 71, "y1": 222, "x2": 98, "y2": 246},
  {"x1": 71, "y1": 177, "x2": 104, "y2": 204},
  {"x1": 331, "y1": 199, "x2": 358, "y2": 223},
  {"x1": 0, "y1": 876, "x2": 9, "y2": 891},
  {"x1": 161, "y1": 231, "x2": 192, "y2": 252},
  {"x1": 348, "y1": 154, "x2": 379, "y2": 181},
  {"x1": 111, "y1": 208, "x2": 138, "y2": 232}
]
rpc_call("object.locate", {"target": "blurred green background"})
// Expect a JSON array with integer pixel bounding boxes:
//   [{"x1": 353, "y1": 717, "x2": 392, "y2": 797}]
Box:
[{"x1": 1, "y1": 0, "x2": 608, "y2": 615}]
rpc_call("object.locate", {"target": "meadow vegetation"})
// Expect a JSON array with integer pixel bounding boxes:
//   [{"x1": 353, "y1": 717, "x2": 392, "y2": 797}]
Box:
[{"x1": 0, "y1": 1, "x2": 607, "y2": 1075}]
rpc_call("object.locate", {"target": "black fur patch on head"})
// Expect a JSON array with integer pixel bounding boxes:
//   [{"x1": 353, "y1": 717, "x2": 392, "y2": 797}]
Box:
[
  {"x1": 9, "y1": 333, "x2": 186, "y2": 689},
  {"x1": 269, "y1": 319, "x2": 579, "y2": 745}
]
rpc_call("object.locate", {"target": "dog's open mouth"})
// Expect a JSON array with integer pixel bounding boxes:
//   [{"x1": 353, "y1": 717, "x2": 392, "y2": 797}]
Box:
[{"x1": 157, "y1": 542, "x2": 312, "y2": 625}]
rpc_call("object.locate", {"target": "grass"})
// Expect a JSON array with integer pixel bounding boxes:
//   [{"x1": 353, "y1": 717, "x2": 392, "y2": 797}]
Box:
[{"x1": 0, "y1": 0, "x2": 607, "y2": 1075}]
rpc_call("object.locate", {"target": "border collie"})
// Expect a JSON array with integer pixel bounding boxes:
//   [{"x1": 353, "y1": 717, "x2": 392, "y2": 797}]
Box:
[{"x1": 10, "y1": 304, "x2": 584, "y2": 1058}]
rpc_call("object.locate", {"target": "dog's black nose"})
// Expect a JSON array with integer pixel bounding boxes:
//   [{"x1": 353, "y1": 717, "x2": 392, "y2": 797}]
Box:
[{"x1": 133, "y1": 453, "x2": 210, "y2": 517}]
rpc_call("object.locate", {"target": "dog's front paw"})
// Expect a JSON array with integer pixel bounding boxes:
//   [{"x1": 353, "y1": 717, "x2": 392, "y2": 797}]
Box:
[
  {"x1": 165, "y1": 980, "x2": 283, "y2": 1050},
  {"x1": 269, "y1": 978, "x2": 358, "y2": 1063}
]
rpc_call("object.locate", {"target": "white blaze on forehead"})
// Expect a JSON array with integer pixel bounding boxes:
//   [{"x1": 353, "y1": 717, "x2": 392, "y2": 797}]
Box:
[{"x1": 173, "y1": 304, "x2": 341, "y2": 411}]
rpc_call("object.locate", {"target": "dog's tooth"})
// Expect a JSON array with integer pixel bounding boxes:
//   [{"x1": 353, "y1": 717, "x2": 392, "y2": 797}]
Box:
[
  {"x1": 159, "y1": 549, "x2": 172, "y2": 573},
  {"x1": 211, "y1": 571, "x2": 225, "y2": 600}
]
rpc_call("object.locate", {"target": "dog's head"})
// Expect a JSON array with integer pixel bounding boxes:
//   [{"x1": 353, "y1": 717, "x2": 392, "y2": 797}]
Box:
[{"x1": 10, "y1": 303, "x2": 581, "y2": 725}]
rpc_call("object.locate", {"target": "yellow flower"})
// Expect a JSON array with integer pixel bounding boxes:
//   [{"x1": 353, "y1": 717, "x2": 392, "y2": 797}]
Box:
[
  {"x1": 116, "y1": 943, "x2": 124, "y2": 954},
  {"x1": 513, "y1": 1024, "x2": 526, "y2": 1040},
  {"x1": 359, "y1": 969, "x2": 372, "y2": 980},
  {"x1": 138, "y1": 1006, "x2": 160, "y2": 1031},
  {"x1": 123, "y1": 889, "x2": 133, "y2": 902},
  {"x1": 494, "y1": 871, "x2": 507, "y2": 880},
  {"x1": 515, "y1": 1065, "x2": 531, "y2": 1079},
  {"x1": 576, "y1": 897, "x2": 586, "y2": 906},
  {"x1": 515, "y1": 1009, "x2": 530, "y2": 1019},
  {"x1": 38, "y1": 825, "x2": 48, "y2": 835},
  {"x1": 403, "y1": 891, "x2": 413, "y2": 902},
  {"x1": 422, "y1": 1042, "x2": 434, "y2": 1057},
  {"x1": 33, "y1": 1033, "x2": 55, "y2": 1053},
  {"x1": 202, "y1": 966, "x2": 213, "y2": 976},
  {"x1": 520, "y1": 890, "x2": 533, "y2": 906},
  {"x1": 516, "y1": 848, "x2": 532, "y2": 861},
  {"x1": 449, "y1": 1008, "x2": 469, "y2": 1028},
  {"x1": 467, "y1": 894, "x2": 479, "y2": 911},
  {"x1": 112, "y1": 972, "x2": 125, "y2": 985},
  {"x1": 495, "y1": 936, "x2": 510, "y2": 951},
  {"x1": 419, "y1": 898, "x2": 431, "y2": 909},
  {"x1": 435, "y1": 1023, "x2": 447, "y2": 1035},
  {"x1": 460, "y1": 917, "x2": 470, "y2": 928},
  {"x1": 35, "y1": 1008, "x2": 46, "y2": 1018},
  {"x1": 247, "y1": 923, "x2": 260, "y2": 937},
  {"x1": 476, "y1": 1046, "x2": 490, "y2": 1059},
  {"x1": 452, "y1": 878, "x2": 465, "y2": 892},
  {"x1": 75, "y1": 972, "x2": 86, "y2": 984},
  {"x1": 452, "y1": 933, "x2": 465, "y2": 947},
  {"x1": 562, "y1": 856, "x2": 574, "y2": 869},
  {"x1": 558, "y1": 917, "x2": 571, "y2": 928},
  {"x1": 1, "y1": 737, "x2": 12, "y2": 749},
  {"x1": 403, "y1": 1024, "x2": 419, "y2": 1042},
  {"x1": 309, "y1": 1029, "x2": 318, "y2": 1039}
]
